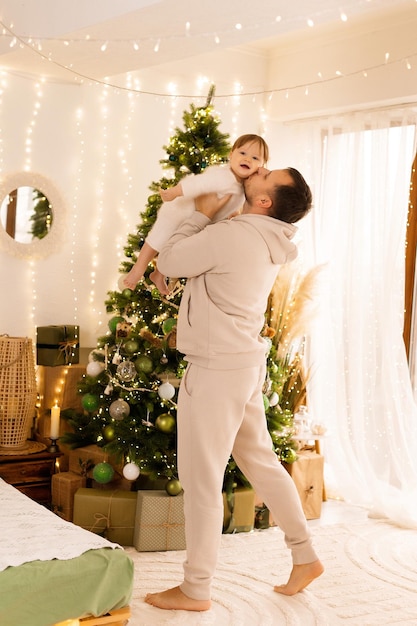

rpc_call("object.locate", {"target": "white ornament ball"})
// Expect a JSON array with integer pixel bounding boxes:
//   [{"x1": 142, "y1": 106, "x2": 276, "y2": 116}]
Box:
[
  {"x1": 109, "y1": 398, "x2": 130, "y2": 420},
  {"x1": 122, "y1": 462, "x2": 140, "y2": 481},
  {"x1": 88, "y1": 348, "x2": 105, "y2": 363},
  {"x1": 269, "y1": 391, "x2": 279, "y2": 407},
  {"x1": 118, "y1": 274, "x2": 128, "y2": 291},
  {"x1": 157, "y1": 382, "x2": 176, "y2": 400},
  {"x1": 86, "y1": 360, "x2": 105, "y2": 377}
]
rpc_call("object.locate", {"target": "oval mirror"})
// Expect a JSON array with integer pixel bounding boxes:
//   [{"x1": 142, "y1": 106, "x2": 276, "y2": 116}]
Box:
[
  {"x1": 0, "y1": 172, "x2": 65, "y2": 259},
  {"x1": 0, "y1": 186, "x2": 53, "y2": 243}
]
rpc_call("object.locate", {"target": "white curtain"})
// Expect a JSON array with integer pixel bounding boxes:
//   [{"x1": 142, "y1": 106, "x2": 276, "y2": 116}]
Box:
[{"x1": 284, "y1": 107, "x2": 417, "y2": 528}]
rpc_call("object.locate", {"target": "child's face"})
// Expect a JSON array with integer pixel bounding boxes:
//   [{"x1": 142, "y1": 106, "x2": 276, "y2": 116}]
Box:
[{"x1": 229, "y1": 141, "x2": 265, "y2": 180}]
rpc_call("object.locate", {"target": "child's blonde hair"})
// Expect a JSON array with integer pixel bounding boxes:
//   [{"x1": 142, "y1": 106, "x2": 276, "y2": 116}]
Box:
[{"x1": 231, "y1": 134, "x2": 269, "y2": 164}]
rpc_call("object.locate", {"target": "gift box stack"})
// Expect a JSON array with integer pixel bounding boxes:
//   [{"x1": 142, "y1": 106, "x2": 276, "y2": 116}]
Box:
[
  {"x1": 52, "y1": 444, "x2": 127, "y2": 522},
  {"x1": 64, "y1": 443, "x2": 256, "y2": 548}
]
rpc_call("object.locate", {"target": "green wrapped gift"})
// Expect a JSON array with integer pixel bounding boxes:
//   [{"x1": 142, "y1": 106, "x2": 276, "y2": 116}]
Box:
[
  {"x1": 36, "y1": 325, "x2": 80, "y2": 366},
  {"x1": 73, "y1": 488, "x2": 137, "y2": 546},
  {"x1": 134, "y1": 490, "x2": 186, "y2": 552},
  {"x1": 223, "y1": 487, "x2": 255, "y2": 533}
]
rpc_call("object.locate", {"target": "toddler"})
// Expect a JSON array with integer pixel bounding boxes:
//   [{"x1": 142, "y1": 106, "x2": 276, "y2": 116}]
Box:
[{"x1": 124, "y1": 134, "x2": 269, "y2": 294}]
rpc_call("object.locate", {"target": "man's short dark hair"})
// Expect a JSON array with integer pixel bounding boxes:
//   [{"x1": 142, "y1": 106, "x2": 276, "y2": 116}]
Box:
[{"x1": 270, "y1": 167, "x2": 312, "y2": 224}]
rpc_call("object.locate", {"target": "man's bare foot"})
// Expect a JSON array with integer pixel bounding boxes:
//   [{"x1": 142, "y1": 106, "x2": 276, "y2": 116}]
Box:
[
  {"x1": 144, "y1": 586, "x2": 211, "y2": 611},
  {"x1": 274, "y1": 559, "x2": 324, "y2": 596},
  {"x1": 149, "y1": 270, "x2": 170, "y2": 295}
]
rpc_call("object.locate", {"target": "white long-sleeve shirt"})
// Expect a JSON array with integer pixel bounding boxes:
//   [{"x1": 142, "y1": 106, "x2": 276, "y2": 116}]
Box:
[{"x1": 146, "y1": 164, "x2": 243, "y2": 251}]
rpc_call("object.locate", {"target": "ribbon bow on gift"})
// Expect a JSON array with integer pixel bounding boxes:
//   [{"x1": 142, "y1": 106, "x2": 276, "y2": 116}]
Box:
[{"x1": 58, "y1": 340, "x2": 78, "y2": 365}]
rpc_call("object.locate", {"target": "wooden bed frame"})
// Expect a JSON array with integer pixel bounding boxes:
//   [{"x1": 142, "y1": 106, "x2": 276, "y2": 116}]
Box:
[{"x1": 55, "y1": 606, "x2": 131, "y2": 626}]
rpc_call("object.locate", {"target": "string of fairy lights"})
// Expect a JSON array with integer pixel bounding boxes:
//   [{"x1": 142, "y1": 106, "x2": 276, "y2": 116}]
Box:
[{"x1": 1, "y1": 7, "x2": 417, "y2": 99}]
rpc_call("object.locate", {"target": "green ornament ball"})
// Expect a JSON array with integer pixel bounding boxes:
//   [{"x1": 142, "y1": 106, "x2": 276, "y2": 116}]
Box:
[
  {"x1": 135, "y1": 355, "x2": 154, "y2": 374},
  {"x1": 108, "y1": 316, "x2": 125, "y2": 334},
  {"x1": 122, "y1": 288, "x2": 133, "y2": 298},
  {"x1": 281, "y1": 448, "x2": 298, "y2": 464},
  {"x1": 93, "y1": 462, "x2": 114, "y2": 484},
  {"x1": 81, "y1": 393, "x2": 99, "y2": 413},
  {"x1": 123, "y1": 339, "x2": 140, "y2": 355},
  {"x1": 165, "y1": 478, "x2": 183, "y2": 496},
  {"x1": 155, "y1": 413, "x2": 176, "y2": 434},
  {"x1": 162, "y1": 317, "x2": 177, "y2": 334},
  {"x1": 103, "y1": 424, "x2": 115, "y2": 441},
  {"x1": 151, "y1": 288, "x2": 161, "y2": 299}
]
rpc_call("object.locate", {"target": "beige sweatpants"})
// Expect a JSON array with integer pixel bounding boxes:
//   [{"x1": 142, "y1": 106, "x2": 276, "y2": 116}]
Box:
[{"x1": 177, "y1": 362, "x2": 319, "y2": 601}]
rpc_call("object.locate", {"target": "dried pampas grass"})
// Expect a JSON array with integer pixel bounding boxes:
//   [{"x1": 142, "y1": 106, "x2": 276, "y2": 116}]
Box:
[{"x1": 268, "y1": 263, "x2": 322, "y2": 360}]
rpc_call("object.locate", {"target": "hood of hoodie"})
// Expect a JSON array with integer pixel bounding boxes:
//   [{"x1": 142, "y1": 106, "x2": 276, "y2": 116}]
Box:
[{"x1": 233, "y1": 213, "x2": 298, "y2": 265}]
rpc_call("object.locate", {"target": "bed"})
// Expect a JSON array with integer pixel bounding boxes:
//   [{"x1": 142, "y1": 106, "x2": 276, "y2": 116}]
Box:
[{"x1": 0, "y1": 478, "x2": 133, "y2": 626}]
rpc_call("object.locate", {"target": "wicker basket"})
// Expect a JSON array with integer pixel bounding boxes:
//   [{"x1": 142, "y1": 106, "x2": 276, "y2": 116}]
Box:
[{"x1": 0, "y1": 336, "x2": 37, "y2": 450}]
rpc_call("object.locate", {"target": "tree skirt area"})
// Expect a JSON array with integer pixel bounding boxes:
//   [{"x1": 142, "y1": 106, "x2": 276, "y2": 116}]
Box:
[{"x1": 124, "y1": 517, "x2": 417, "y2": 625}]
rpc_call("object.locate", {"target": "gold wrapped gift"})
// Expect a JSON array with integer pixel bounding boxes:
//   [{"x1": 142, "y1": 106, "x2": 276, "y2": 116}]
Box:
[
  {"x1": 134, "y1": 490, "x2": 186, "y2": 552},
  {"x1": 284, "y1": 450, "x2": 324, "y2": 520},
  {"x1": 51, "y1": 471, "x2": 86, "y2": 521},
  {"x1": 223, "y1": 487, "x2": 255, "y2": 533},
  {"x1": 73, "y1": 488, "x2": 137, "y2": 545}
]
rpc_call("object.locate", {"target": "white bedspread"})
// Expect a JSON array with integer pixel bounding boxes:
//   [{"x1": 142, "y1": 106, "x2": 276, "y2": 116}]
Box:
[{"x1": 0, "y1": 478, "x2": 119, "y2": 571}]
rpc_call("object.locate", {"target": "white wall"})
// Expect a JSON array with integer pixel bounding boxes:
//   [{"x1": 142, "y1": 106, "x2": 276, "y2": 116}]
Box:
[{"x1": 0, "y1": 5, "x2": 416, "y2": 349}]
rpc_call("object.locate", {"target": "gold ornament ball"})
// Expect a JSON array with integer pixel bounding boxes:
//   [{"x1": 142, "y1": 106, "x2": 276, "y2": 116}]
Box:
[
  {"x1": 155, "y1": 413, "x2": 176, "y2": 433},
  {"x1": 165, "y1": 478, "x2": 182, "y2": 496},
  {"x1": 103, "y1": 424, "x2": 115, "y2": 441}
]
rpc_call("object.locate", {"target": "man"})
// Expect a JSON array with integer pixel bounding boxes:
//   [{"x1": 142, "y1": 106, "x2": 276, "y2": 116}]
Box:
[{"x1": 145, "y1": 166, "x2": 323, "y2": 612}]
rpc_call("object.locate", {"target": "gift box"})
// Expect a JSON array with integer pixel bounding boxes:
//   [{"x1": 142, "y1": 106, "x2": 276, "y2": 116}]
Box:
[
  {"x1": 223, "y1": 487, "x2": 255, "y2": 533},
  {"x1": 284, "y1": 450, "x2": 324, "y2": 520},
  {"x1": 73, "y1": 488, "x2": 137, "y2": 545},
  {"x1": 134, "y1": 490, "x2": 186, "y2": 552},
  {"x1": 36, "y1": 325, "x2": 80, "y2": 367},
  {"x1": 51, "y1": 471, "x2": 86, "y2": 521},
  {"x1": 69, "y1": 444, "x2": 113, "y2": 477},
  {"x1": 254, "y1": 504, "x2": 270, "y2": 529}
]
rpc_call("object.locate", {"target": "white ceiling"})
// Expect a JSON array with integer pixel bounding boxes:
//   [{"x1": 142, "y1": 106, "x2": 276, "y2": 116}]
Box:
[{"x1": 0, "y1": 0, "x2": 414, "y2": 86}]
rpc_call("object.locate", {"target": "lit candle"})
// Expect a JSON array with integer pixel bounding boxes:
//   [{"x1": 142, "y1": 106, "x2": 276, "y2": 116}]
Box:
[{"x1": 50, "y1": 404, "x2": 61, "y2": 439}]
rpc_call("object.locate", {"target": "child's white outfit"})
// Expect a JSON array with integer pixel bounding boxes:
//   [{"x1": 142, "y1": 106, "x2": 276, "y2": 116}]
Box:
[{"x1": 146, "y1": 164, "x2": 243, "y2": 251}]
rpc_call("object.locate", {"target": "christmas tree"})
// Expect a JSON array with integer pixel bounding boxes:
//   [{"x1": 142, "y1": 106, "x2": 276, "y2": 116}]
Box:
[
  {"x1": 29, "y1": 189, "x2": 53, "y2": 239},
  {"x1": 62, "y1": 88, "x2": 306, "y2": 493}
]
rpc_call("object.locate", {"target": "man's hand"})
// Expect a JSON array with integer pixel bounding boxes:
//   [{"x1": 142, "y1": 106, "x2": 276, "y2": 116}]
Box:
[{"x1": 194, "y1": 193, "x2": 232, "y2": 220}]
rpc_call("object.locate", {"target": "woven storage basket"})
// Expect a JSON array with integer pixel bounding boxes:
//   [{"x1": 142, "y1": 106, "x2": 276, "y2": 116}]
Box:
[{"x1": 0, "y1": 336, "x2": 37, "y2": 450}]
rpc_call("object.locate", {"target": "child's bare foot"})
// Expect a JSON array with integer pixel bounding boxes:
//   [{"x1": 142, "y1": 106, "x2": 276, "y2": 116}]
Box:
[
  {"x1": 123, "y1": 276, "x2": 139, "y2": 290},
  {"x1": 144, "y1": 586, "x2": 211, "y2": 611},
  {"x1": 149, "y1": 269, "x2": 170, "y2": 295},
  {"x1": 274, "y1": 559, "x2": 324, "y2": 595}
]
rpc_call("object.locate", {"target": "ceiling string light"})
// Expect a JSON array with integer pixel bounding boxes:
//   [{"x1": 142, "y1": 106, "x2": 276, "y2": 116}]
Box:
[{"x1": 0, "y1": 19, "x2": 416, "y2": 100}]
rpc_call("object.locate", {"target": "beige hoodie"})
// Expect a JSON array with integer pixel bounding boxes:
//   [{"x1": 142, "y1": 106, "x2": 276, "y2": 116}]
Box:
[{"x1": 157, "y1": 211, "x2": 298, "y2": 370}]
